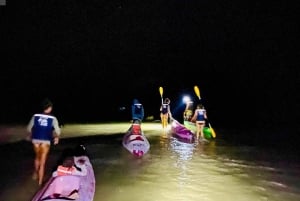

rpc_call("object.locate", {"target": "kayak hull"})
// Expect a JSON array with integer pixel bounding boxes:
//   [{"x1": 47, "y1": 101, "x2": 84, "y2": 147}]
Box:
[
  {"x1": 31, "y1": 154, "x2": 95, "y2": 201},
  {"x1": 170, "y1": 119, "x2": 195, "y2": 141},
  {"x1": 122, "y1": 122, "x2": 150, "y2": 157},
  {"x1": 183, "y1": 120, "x2": 213, "y2": 139}
]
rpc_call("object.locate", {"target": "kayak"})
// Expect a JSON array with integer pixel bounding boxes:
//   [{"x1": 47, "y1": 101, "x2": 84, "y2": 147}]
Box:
[
  {"x1": 31, "y1": 145, "x2": 95, "y2": 201},
  {"x1": 170, "y1": 118, "x2": 195, "y2": 142},
  {"x1": 183, "y1": 120, "x2": 214, "y2": 139},
  {"x1": 122, "y1": 121, "x2": 150, "y2": 158}
]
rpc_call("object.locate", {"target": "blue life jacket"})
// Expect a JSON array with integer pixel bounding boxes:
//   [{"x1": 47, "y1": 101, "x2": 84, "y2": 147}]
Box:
[{"x1": 31, "y1": 114, "x2": 55, "y2": 141}]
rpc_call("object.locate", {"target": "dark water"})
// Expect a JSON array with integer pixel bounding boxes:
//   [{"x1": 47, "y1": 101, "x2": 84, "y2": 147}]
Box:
[{"x1": 0, "y1": 123, "x2": 299, "y2": 201}]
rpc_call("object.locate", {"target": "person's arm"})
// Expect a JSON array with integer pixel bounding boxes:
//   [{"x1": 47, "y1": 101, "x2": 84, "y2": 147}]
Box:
[
  {"x1": 191, "y1": 110, "x2": 197, "y2": 122},
  {"x1": 52, "y1": 117, "x2": 61, "y2": 145},
  {"x1": 141, "y1": 106, "x2": 144, "y2": 119},
  {"x1": 26, "y1": 116, "x2": 34, "y2": 140},
  {"x1": 204, "y1": 110, "x2": 208, "y2": 119},
  {"x1": 131, "y1": 105, "x2": 135, "y2": 117},
  {"x1": 27, "y1": 116, "x2": 34, "y2": 133},
  {"x1": 168, "y1": 105, "x2": 172, "y2": 119}
]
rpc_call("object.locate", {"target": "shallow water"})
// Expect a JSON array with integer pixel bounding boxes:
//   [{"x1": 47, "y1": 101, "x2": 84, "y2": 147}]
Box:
[{"x1": 0, "y1": 123, "x2": 299, "y2": 201}]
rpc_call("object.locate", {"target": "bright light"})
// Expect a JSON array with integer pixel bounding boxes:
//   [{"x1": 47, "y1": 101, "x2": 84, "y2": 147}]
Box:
[{"x1": 182, "y1": 96, "x2": 191, "y2": 104}]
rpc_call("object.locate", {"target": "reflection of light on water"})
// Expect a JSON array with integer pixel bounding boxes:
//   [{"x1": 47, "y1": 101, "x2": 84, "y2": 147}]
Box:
[
  {"x1": 169, "y1": 137, "x2": 197, "y2": 190},
  {"x1": 170, "y1": 137, "x2": 195, "y2": 161}
]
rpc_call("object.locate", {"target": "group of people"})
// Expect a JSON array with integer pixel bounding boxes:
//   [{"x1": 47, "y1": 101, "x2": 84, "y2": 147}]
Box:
[
  {"x1": 132, "y1": 97, "x2": 208, "y2": 139},
  {"x1": 161, "y1": 97, "x2": 208, "y2": 139},
  {"x1": 26, "y1": 97, "x2": 207, "y2": 187}
]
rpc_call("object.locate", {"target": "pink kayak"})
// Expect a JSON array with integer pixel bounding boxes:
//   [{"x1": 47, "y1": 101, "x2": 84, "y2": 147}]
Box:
[
  {"x1": 122, "y1": 122, "x2": 150, "y2": 158},
  {"x1": 170, "y1": 119, "x2": 195, "y2": 141},
  {"x1": 31, "y1": 153, "x2": 95, "y2": 201}
]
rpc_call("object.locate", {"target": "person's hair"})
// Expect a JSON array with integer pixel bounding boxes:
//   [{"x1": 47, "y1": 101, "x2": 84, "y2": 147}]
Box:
[
  {"x1": 197, "y1": 104, "x2": 204, "y2": 109},
  {"x1": 164, "y1": 98, "x2": 170, "y2": 104},
  {"x1": 62, "y1": 156, "x2": 74, "y2": 168},
  {"x1": 41, "y1": 98, "x2": 53, "y2": 110}
]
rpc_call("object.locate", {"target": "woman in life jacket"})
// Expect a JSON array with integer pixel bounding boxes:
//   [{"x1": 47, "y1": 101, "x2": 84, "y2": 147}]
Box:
[
  {"x1": 160, "y1": 98, "x2": 171, "y2": 129},
  {"x1": 191, "y1": 104, "x2": 207, "y2": 139}
]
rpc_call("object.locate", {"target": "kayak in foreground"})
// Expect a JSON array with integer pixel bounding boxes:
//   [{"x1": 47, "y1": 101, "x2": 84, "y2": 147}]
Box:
[
  {"x1": 122, "y1": 120, "x2": 150, "y2": 158},
  {"x1": 31, "y1": 145, "x2": 95, "y2": 201}
]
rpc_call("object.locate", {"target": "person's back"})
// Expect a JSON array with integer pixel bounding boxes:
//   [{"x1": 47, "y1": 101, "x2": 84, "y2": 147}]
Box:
[
  {"x1": 131, "y1": 99, "x2": 144, "y2": 121},
  {"x1": 160, "y1": 98, "x2": 171, "y2": 129},
  {"x1": 192, "y1": 104, "x2": 207, "y2": 139}
]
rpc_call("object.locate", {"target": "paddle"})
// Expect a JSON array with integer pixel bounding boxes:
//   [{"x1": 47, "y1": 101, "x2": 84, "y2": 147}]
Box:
[
  {"x1": 194, "y1": 85, "x2": 216, "y2": 138},
  {"x1": 159, "y1": 87, "x2": 174, "y2": 127},
  {"x1": 159, "y1": 86, "x2": 163, "y2": 105}
]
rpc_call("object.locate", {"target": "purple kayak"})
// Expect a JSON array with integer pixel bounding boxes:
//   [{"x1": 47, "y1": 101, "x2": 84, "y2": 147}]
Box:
[
  {"x1": 170, "y1": 119, "x2": 195, "y2": 141},
  {"x1": 122, "y1": 122, "x2": 150, "y2": 158},
  {"x1": 31, "y1": 154, "x2": 95, "y2": 201}
]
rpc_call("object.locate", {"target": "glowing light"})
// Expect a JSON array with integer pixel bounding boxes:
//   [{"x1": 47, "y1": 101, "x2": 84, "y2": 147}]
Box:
[{"x1": 182, "y1": 96, "x2": 192, "y2": 104}]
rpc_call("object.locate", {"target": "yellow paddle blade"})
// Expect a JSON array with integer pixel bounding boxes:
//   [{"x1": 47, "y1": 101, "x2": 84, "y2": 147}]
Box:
[
  {"x1": 209, "y1": 123, "x2": 216, "y2": 138},
  {"x1": 194, "y1": 85, "x2": 201, "y2": 100},
  {"x1": 159, "y1": 87, "x2": 163, "y2": 97}
]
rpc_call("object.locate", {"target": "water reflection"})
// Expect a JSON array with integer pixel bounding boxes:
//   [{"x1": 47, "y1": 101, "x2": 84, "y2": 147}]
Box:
[
  {"x1": 169, "y1": 137, "x2": 195, "y2": 161},
  {"x1": 0, "y1": 123, "x2": 300, "y2": 201}
]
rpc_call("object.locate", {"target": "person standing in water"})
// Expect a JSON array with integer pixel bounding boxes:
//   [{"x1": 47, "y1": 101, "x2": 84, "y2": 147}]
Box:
[
  {"x1": 27, "y1": 98, "x2": 61, "y2": 185},
  {"x1": 160, "y1": 98, "x2": 171, "y2": 129},
  {"x1": 191, "y1": 104, "x2": 207, "y2": 139}
]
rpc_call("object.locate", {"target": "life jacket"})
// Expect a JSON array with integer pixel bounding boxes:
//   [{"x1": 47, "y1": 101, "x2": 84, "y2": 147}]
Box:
[
  {"x1": 161, "y1": 104, "x2": 169, "y2": 114},
  {"x1": 132, "y1": 124, "x2": 141, "y2": 135},
  {"x1": 31, "y1": 114, "x2": 55, "y2": 141},
  {"x1": 196, "y1": 109, "x2": 206, "y2": 121},
  {"x1": 57, "y1": 165, "x2": 76, "y2": 176}
]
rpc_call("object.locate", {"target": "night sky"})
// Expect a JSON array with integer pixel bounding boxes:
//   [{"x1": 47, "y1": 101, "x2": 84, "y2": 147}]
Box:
[{"x1": 1, "y1": 1, "x2": 299, "y2": 129}]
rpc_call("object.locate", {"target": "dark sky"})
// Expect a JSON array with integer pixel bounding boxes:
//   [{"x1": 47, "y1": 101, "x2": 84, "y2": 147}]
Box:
[{"x1": 1, "y1": 1, "x2": 299, "y2": 128}]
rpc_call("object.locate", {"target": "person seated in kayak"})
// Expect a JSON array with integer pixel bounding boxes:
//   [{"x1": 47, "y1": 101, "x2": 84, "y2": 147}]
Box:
[
  {"x1": 191, "y1": 104, "x2": 207, "y2": 139},
  {"x1": 131, "y1": 99, "x2": 144, "y2": 122},
  {"x1": 52, "y1": 156, "x2": 87, "y2": 177},
  {"x1": 44, "y1": 156, "x2": 87, "y2": 200}
]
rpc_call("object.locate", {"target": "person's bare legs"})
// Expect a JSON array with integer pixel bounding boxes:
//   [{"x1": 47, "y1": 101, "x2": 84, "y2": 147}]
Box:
[
  {"x1": 196, "y1": 122, "x2": 205, "y2": 139},
  {"x1": 196, "y1": 123, "x2": 200, "y2": 139},
  {"x1": 199, "y1": 123, "x2": 205, "y2": 138},
  {"x1": 38, "y1": 144, "x2": 50, "y2": 185},
  {"x1": 32, "y1": 143, "x2": 41, "y2": 180},
  {"x1": 161, "y1": 114, "x2": 167, "y2": 129},
  {"x1": 33, "y1": 143, "x2": 50, "y2": 185}
]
